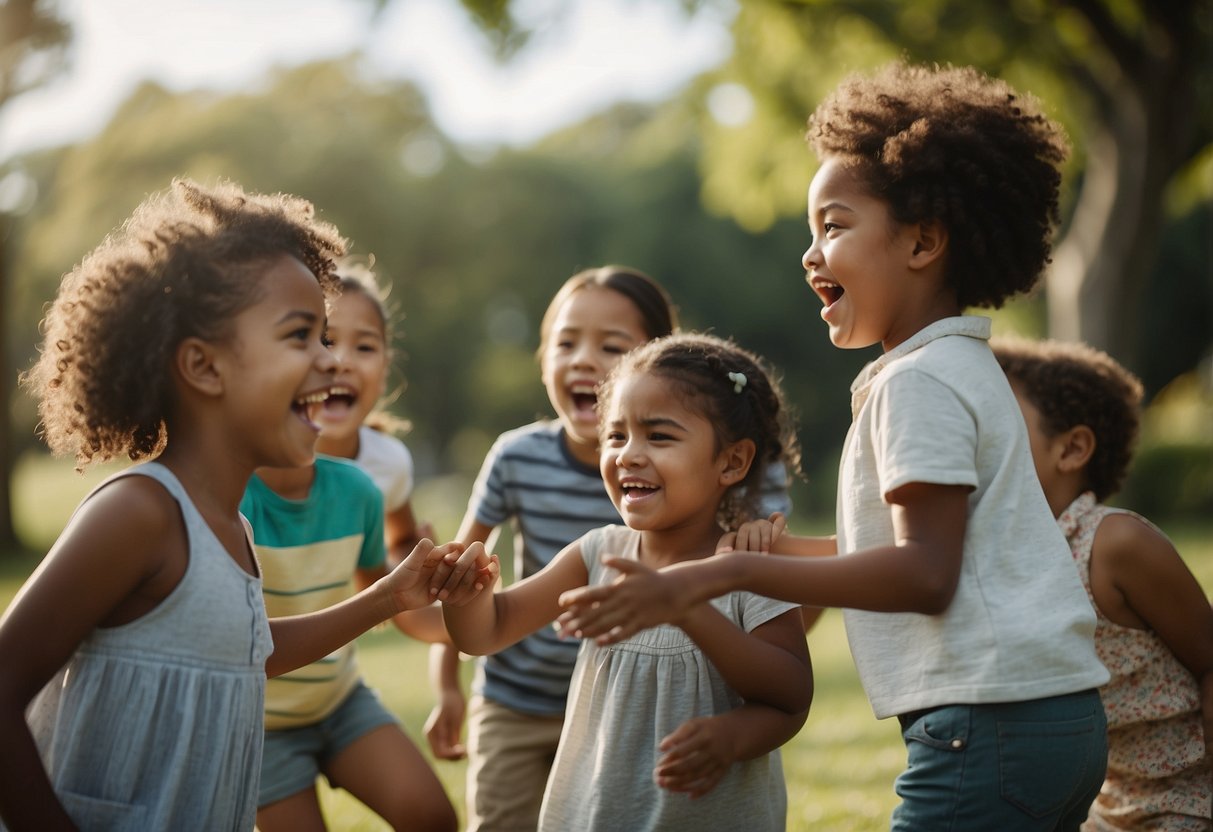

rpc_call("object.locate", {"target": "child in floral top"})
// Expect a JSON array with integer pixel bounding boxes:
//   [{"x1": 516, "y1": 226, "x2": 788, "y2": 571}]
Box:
[{"x1": 996, "y1": 336, "x2": 1212, "y2": 831}]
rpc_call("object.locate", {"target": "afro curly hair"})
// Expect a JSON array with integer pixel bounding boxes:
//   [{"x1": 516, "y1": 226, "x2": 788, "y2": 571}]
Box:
[
  {"x1": 992, "y1": 336, "x2": 1144, "y2": 501},
  {"x1": 807, "y1": 62, "x2": 1069, "y2": 310},
  {"x1": 23, "y1": 178, "x2": 346, "y2": 467}
]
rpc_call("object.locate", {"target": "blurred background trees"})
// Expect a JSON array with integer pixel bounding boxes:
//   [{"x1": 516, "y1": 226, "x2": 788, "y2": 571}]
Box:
[{"x1": 2, "y1": 0, "x2": 1210, "y2": 556}]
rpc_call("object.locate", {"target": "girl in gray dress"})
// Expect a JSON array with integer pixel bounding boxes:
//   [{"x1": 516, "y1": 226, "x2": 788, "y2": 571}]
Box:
[{"x1": 437, "y1": 333, "x2": 813, "y2": 832}]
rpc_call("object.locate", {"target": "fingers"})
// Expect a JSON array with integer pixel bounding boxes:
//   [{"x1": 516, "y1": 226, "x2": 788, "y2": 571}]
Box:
[
  {"x1": 431, "y1": 542, "x2": 493, "y2": 601},
  {"x1": 715, "y1": 531, "x2": 737, "y2": 554},
  {"x1": 423, "y1": 706, "x2": 467, "y2": 760}
]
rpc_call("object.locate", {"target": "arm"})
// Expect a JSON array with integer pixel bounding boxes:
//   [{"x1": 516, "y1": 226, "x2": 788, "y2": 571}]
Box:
[
  {"x1": 560, "y1": 482, "x2": 968, "y2": 643},
  {"x1": 656, "y1": 704, "x2": 808, "y2": 798},
  {"x1": 0, "y1": 478, "x2": 180, "y2": 831},
  {"x1": 383, "y1": 498, "x2": 433, "y2": 569},
  {"x1": 442, "y1": 539, "x2": 589, "y2": 656},
  {"x1": 1091, "y1": 514, "x2": 1213, "y2": 772},
  {"x1": 266, "y1": 538, "x2": 469, "y2": 677},
  {"x1": 355, "y1": 565, "x2": 450, "y2": 644},
  {"x1": 657, "y1": 605, "x2": 811, "y2": 797}
]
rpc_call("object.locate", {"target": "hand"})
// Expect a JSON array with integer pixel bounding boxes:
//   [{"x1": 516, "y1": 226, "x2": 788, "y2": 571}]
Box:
[
  {"x1": 384, "y1": 539, "x2": 463, "y2": 612},
  {"x1": 429, "y1": 541, "x2": 500, "y2": 606},
  {"x1": 654, "y1": 716, "x2": 735, "y2": 798},
  {"x1": 424, "y1": 688, "x2": 468, "y2": 760},
  {"x1": 556, "y1": 556, "x2": 690, "y2": 644},
  {"x1": 717, "y1": 512, "x2": 786, "y2": 554}
]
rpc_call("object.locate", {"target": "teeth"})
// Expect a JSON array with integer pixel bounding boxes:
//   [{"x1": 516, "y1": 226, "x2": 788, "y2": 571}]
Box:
[
  {"x1": 570, "y1": 382, "x2": 597, "y2": 395},
  {"x1": 622, "y1": 481, "x2": 658, "y2": 490},
  {"x1": 812, "y1": 277, "x2": 839, "y2": 288},
  {"x1": 328, "y1": 385, "x2": 355, "y2": 397},
  {"x1": 295, "y1": 391, "x2": 329, "y2": 405}
]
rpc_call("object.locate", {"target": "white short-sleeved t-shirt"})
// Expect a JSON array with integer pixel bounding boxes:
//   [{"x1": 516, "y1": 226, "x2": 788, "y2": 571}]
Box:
[
  {"x1": 352, "y1": 425, "x2": 415, "y2": 513},
  {"x1": 838, "y1": 316, "x2": 1108, "y2": 719}
]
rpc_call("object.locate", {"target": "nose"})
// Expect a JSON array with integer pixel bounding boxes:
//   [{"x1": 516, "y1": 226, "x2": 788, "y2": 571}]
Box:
[
  {"x1": 316, "y1": 341, "x2": 338, "y2": 375},
  {"x1": 802, "y1": 239, "x2": 819, "y2": 272},
  {"x1": 570, "y1": 340, "x2": 599, "y2": 371},
  {"x1": 615, "y1": 435, "x2": 643, "y2": 468}
]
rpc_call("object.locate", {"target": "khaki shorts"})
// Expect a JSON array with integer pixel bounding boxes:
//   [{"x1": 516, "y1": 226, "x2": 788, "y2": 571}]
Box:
[{"x1": 465, "y1": 695, "x2": 565, "y2": 832}]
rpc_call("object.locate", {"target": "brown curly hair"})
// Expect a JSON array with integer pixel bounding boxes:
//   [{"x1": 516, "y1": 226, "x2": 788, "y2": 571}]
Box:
[
  {"x1": 598, "y1": 332, "x2": 802, "y2": 531},
  {"x1": 992, "y1": 336, "x2": 1143, "y2": 501},
  {"x1": 22, "y1": 178, "x2": 346, "y2": 467},
  {"x1": 807, "y1": 62, "x2": 1069, "y2": 309}
]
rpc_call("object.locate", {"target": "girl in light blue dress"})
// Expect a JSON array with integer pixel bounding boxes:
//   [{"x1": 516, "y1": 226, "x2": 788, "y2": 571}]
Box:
[{"x1": 0, "y1": 179, "x2": 488, "y2": 831}]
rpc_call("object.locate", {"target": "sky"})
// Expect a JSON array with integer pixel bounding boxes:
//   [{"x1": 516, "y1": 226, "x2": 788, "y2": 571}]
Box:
[{"x1": 0, "y1": 0, "x2": 736, "y2": 159}]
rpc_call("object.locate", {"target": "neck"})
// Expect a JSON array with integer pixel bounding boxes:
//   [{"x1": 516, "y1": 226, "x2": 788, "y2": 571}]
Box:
[
  {"x1": 637, "y1": 518, "x2": 723, "y2": 570},
  {"x1": 563, "y1": 430, "x2": 600, "y2": 469},
  {"x1": 254, "y1": 464, "x2": 316, "y2": 500},
  {"x1": 316, "y1": 429, "x2": 359, "y2": 460},
  {"x1": 155, "y1": 441, "x2": 253, "y2": 518},
  {"x1": 1044, "y1": 477, "x2": 1088, "y2": 519}
]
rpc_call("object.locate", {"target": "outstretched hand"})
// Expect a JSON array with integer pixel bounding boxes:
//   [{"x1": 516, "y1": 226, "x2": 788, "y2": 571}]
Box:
[
  {"x1": 383, "y1": 539, "x2": 463, "y2": 612},
  {"x1": 556, "y1": 556, "x2": 691, "y2": 644},
  {"x1": 654, "y1": 716, "x2": 734, "y2": 798},
  {"x1": 717, "y1": 512, "x2": 786, "y2": 554},
  {"x1": 428, "y1": 541, "x2": 500, "y2": 606}
]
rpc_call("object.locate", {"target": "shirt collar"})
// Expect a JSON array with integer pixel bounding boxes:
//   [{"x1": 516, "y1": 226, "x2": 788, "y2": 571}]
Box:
[{"x1": 849, "y1": 315, "x2": 991, "y2": 415}]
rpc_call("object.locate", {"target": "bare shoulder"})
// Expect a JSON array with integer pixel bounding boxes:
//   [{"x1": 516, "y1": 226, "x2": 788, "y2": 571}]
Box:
[{"x1": 1092, "y1": 511, "x2": 1178, "y2": 575}]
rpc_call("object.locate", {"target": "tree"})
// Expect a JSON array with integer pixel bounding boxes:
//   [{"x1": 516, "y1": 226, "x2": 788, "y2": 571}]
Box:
[
  {"x1": 0, "y1": 0, "x2": 71, "y2": 554},
  {"x1": 458, "y1": 0, "x2": 1212, "y2": 385},
  {"x1": 695, "y1": 0, "x2": 1212, "y2": 381}
]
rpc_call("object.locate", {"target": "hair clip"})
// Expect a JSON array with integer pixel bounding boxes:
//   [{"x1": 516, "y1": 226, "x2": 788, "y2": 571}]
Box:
[{"x1": 727, "y1": 371, "x2": 747, "y2": 394}]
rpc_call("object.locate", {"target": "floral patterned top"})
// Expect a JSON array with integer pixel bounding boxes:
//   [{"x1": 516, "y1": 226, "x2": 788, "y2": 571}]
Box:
[{"x1": 1059, "y1": 492, "x2": 1209, "y2": 823}]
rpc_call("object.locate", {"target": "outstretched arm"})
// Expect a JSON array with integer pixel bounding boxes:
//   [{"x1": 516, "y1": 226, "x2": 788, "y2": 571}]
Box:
[
  {"x1": 440, "y1": 540, "x2": 589, "y2": 657},
  {"x1": 267, "y1": 538, "x2": 471, "y2": 677},
  {"x1": 560, "y1": 482, "x2": 967, "y2": 643}
]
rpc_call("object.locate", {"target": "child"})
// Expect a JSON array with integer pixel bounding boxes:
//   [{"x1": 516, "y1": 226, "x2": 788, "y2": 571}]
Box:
[
  {"x1": 0, "y1": 179, "x2": 486, "y2": 831},
  {"x1": 437, "y1": 332, "x2": 813, "y2": 831},
  {"x1": 315, "y1": 258, "x2": 435, "y2": 565},
  {"x1": 559, "y1": 62, "x2": 1113, "y2": 829},
  {"x1": 242, "y1": 456, "x2": 456, "y2": 831},
  {"x1": 994, "y1": 335, "x2": 1213, "y2": 830},
  {"x1": 424, "y1": 265, "x2": 683, "y2": 830},
  {"x1": 246, "y1": 257, "x2": 455, "y2": 831}
]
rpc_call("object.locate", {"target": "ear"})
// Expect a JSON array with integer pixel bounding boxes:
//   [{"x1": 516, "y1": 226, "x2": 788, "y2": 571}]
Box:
[
  {"x1": 175, "y1": 336, "x2": 224, "y2": 398},
  {"x1": 1056, "y1": 424, "x2": 1096, "y2": 474},
  {"x1": 908, "y1": 220, "x2": 948, "y2": 271},
  {"x1": 719, "y1": 438, "x2": 757, "y2": 486}
]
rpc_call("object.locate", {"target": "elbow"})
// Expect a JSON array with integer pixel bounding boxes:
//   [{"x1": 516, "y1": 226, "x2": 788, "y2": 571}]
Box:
[{"x1": 914, "y1": 572, "x2": 959, "y2": 616}]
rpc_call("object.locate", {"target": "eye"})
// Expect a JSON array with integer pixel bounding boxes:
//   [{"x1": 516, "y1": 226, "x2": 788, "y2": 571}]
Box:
[
  {"x1": 823, "y1": 221, "x2": 841, "y2": 234},
  {"x1": 648, "y1": 431, "x2": 674, "y2": 442},
  {"x1": 605, "y1": 430, "x2": 626, "y2": 443},
  {"x1": 602, "y1": 343, "x2": 627, "y2": 355}
]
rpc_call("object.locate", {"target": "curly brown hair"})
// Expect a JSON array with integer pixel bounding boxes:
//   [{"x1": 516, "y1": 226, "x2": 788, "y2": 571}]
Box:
[
  {"x1": 992, "y1": 336, "x2": 1143, "y2": 501},
  {"x1": 598, "y1": 332, "x2": 801, "y2": 530},
  {"x1": 808, "y1": 62, "x2": 1069, "y2": 309},
  {"x1": 22, "y1": 178, "x2": 346, "y2": 467}
]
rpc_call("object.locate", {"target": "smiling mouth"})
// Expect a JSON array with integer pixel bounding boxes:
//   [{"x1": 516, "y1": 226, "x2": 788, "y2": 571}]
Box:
[
  {"x1": 809, "y1": 276, "x2": 844, "y2": 307},
  {"x1": 293, "y1": 390, "x2": 329, "y2": 428},
  {"x1": 620, "y1": 480, "x2": 659, "y2": 501},
  {"x1": 570, "y1": 382, "x2": 598, "y2": 415},
  {"x1": 323, "y1": 384, "x2": 358, "y2": 413}
]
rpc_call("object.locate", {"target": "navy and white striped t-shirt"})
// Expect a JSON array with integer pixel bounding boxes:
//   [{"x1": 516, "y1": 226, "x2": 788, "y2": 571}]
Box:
[{"x1": 468, "y1": 420, "x2": 793, "y2": 717}]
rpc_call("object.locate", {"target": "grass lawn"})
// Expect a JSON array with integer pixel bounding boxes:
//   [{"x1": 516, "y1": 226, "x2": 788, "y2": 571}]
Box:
[{"x1": 2, "y1": 451, "x2": 1211, "y2": 830}]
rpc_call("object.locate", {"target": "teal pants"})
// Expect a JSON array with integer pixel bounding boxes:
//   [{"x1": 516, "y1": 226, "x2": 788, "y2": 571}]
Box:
[{"x1": 891, "y1": 689, "x2": 1107, "y2": 831}]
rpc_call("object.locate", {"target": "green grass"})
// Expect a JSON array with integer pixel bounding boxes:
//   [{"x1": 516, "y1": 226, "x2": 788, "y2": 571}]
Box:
[{"x1": 3, "y1": 451, "x2": 1211, "y2": 831}]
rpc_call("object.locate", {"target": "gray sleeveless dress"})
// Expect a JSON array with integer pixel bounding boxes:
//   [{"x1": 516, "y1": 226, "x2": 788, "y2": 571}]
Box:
[{"x1": 19, "y1": 462, "x2": 273, "y2": 831}]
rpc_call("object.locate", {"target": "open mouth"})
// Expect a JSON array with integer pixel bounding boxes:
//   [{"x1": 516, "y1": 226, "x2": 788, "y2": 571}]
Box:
[
  {"x1": 620, "y1": 479, "x2": 659, "y2": 502},
  {"x1": 810, "y1": 276, "x2": 844, "y2": 307},
  {"x1": 570, "y1": 381, "x2": 598, "y2": 416},
  {"x1": 322, "y1": 384, "x2": 358, "y2": 415},
  {"x1": 292, "y1": 390, "x2": 329, "y2": 429}
]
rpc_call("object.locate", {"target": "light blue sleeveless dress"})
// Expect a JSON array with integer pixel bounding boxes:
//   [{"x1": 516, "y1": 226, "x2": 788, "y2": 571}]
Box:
[{"x1": 20, "y1": 462, "x2": 273, "y2": 831}]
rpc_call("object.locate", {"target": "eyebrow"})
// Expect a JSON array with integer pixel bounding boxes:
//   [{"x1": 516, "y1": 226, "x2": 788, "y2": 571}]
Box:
[
  {"x1": 276, "y1": 310, "x2": 321, "y2": 326},
  {"x1": 814, "y1": 200, "x2": 855, "y2": 216},
  {"x1": 556, "y1": 325, "x2": 640, "y2": 341}
]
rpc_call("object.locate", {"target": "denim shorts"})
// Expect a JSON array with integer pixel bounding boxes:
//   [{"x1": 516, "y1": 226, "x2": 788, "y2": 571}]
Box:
[
  {"x1": 891, "y1": 689, "x2": 1107, "y2": 831},
  {"x1": 258, "y1": 682, "x2": 399, "y2": 807}
]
